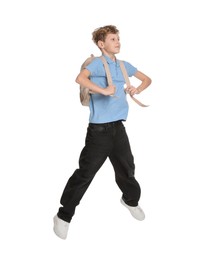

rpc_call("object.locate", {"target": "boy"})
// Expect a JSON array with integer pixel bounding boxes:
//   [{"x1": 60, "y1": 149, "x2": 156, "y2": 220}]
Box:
[{"x1": 53, "y1": 25, "x2": 151, "y2": 239}]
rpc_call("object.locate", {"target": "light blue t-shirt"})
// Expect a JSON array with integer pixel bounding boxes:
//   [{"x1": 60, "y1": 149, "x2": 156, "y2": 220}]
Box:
[{"x1": 86, "y1": 55, "x2": 137, "y2": 123}]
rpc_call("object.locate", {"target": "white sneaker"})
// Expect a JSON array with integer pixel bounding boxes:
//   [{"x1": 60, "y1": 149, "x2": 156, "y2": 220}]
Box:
[
  {"x1": 120, "y1": 198, "x2": 145, "y2": 221},
  {"x1": 53, "y1": 215, "x2": 69, "y2": 239}
]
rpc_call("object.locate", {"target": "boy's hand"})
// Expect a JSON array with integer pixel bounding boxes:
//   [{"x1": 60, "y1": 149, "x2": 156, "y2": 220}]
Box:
[
  {"x1": 102, "y1": 85, "x2": 116, "y2": 96},
  {"x1": 125, "y1": 85, "x2": 140, "y2": 96}
]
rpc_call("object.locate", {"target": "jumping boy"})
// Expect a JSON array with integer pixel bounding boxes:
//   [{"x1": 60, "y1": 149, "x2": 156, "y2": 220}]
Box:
[{"x1": 53, "y1": 25, "x2": 152, "y2": 239}]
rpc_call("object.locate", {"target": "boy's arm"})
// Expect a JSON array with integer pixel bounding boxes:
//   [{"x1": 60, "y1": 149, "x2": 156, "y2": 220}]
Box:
[
  {"x1": 125, "y1": 71, "x2": 152, "y2": 96},
  {"x1": 75, "y1": 69, "x2": 116, "y2": 96}
]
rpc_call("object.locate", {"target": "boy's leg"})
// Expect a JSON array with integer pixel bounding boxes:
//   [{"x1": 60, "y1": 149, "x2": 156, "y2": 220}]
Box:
[
  {"x1": 109, "y1": 123, "x2": 141, "y2": 206},
  {"x1": 57, "y1": 124, "x2": 113, "y2": 223}
]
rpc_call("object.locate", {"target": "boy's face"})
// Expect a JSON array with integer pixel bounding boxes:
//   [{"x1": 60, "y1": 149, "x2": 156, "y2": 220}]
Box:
[{"x1": 99, "y1": 33, "x2": 121, "y2": 54}]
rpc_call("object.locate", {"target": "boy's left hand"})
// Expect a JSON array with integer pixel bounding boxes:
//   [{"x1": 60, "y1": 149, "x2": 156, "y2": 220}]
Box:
[{"x1": 124, "y1": 85, "x2": 140, "y2": 96}]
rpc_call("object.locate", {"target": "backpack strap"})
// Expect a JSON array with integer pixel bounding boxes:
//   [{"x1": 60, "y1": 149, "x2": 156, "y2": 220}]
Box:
[
  {"x1": 119, "y1": 60, "x2": 149, "y2": 107},
  {"x1": 99, "y1": 56, "x2": 113, "y2": 85},
  {"x1": 100, "y1": 56, "x2": 148, "y2": 107}
]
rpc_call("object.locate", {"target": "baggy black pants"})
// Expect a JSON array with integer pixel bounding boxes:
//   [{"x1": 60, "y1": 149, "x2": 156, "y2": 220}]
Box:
[{"x1": 57, "y1": 121, "x2": 141, "y2": 222}]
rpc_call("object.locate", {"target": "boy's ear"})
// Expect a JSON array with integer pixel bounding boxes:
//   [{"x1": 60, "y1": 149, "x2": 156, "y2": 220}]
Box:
[{"x1": 98, "y1": 40, "x2": 104, "y2": 49}]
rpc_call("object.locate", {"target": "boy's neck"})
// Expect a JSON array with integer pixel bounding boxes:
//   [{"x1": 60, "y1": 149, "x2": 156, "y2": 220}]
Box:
[{"x1": 101, "y1": 51, "x2": 116, "y2": 61}]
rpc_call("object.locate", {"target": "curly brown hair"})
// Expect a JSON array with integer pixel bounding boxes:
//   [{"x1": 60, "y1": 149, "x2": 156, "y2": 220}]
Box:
[{"x1": 92, "y1": 25, "x2": 119, "y2": 45}]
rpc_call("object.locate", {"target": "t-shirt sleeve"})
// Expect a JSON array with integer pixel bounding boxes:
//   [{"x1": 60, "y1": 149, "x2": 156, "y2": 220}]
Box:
[
  {"x1": 123, "y1": 61, "x2": 138, "y2": 77},
  {"x1": 85, "y1": 58, "x2": 104, "y2": 77}
]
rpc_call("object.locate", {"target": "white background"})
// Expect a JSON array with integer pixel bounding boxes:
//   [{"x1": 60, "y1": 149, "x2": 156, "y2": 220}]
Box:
[{"x1": 0, "y1": 0, "x2": 202, "y2": 259}]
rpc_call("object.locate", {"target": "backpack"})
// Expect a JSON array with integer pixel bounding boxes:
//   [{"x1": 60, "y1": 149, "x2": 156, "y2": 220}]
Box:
[
  {"x1": 79, "y1": 55, "x2": 148, "y2": 107},
  {"x1": 79, "y1": 54, "x2": 95, "y2": 106}
]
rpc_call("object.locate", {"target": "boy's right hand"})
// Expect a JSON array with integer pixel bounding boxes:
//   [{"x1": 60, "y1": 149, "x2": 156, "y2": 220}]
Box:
[{"x1": 102, "y1": 85, "x2": 116, "y2": 96}]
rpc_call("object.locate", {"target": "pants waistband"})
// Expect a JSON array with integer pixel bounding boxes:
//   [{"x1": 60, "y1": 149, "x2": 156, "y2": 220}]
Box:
[{"x1": 89, "y1": 120, "x2": 123, "y2": 128}]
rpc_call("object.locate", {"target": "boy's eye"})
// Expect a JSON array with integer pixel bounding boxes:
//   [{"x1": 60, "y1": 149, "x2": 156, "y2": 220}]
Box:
[{"x1": 111, "y1": 38, "x2": 120, "y2": 41}]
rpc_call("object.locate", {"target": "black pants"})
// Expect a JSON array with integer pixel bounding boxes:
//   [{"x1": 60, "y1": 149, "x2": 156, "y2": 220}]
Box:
[{"x1": 57, "y1": 121, "x2": 141, "y2": 222}]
